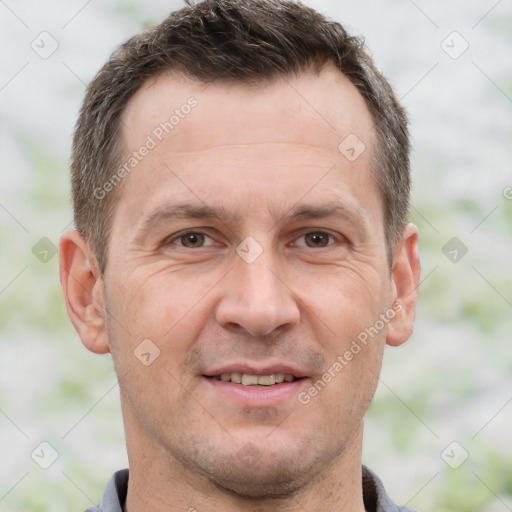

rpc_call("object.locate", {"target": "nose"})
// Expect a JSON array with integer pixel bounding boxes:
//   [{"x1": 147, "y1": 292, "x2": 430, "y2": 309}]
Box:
[{"x1": 215, "y1": 249, "x2": 300, "y2": 337}]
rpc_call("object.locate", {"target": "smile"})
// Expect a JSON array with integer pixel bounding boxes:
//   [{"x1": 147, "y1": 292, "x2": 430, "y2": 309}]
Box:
[
  {"x1": 210, "y1": 372, "x2": 298, "y2": 386},
  {"x1": 202, "y1": 369, "x2": 308, "y2": 407}
]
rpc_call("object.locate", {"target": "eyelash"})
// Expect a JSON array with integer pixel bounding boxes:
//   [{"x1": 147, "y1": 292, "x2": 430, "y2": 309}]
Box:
[
  {"x1": 164, "y1": 230, "x2": 217, "y2": 248},
  {"x1": 292, "y1": 231, "x2": 338, "y2": 248},
  {"x1": 163, "y1": 229, "x2": 344, "y2": 249}
]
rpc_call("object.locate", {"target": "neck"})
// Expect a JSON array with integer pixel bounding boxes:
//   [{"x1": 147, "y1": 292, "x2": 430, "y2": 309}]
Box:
[{"x1": 122, "y1": 403, "x2": 366, "y2": 512}]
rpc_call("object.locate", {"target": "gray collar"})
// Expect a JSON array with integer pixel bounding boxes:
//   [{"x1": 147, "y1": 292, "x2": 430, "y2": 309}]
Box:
[{"x1": 85, "y1": 465, "x2": 415, "y2": 512}]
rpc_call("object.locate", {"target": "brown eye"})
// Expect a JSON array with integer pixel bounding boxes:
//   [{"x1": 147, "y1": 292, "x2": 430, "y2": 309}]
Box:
[
  {"x1": 179, "y1": 233, "x2": 206, "y2": 248},
  {"x1": 304, "y1": 232, "x2": 330, "y2": 247}
]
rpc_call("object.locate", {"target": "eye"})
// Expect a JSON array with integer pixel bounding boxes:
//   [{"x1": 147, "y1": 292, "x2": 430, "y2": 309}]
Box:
[
  {"x1": 297, "y1": 231, "x2": 334, "y2": 248},
  {"x1": 170, "y1": 232, "x2": 215, "y2": 248}
]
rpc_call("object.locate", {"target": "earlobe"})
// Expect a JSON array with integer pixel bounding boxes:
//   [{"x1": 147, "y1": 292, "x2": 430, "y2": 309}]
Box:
[
  {"x1": 59, "y1": 230, "x2": 111, "y2": 354},
  {"x1": 386, "y1": 223, "x2": 420, "y2": 347}
]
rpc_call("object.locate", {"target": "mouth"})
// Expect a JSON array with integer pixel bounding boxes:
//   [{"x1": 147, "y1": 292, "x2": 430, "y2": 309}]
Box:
[
  {"x1": 202, "y1": 366, "x2": 308, "y2": 407},
  {"x1": 202, "y1": 361, "x2": 311, "y2": 409},
  {"x1": 207, "y1": 372, "x2": 300, "y2": 386}
]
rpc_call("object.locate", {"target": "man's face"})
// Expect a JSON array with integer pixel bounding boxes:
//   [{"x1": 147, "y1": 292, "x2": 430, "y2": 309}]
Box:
[{"x1": 104, "y1": 66, "x2": 393, "y2": 494}]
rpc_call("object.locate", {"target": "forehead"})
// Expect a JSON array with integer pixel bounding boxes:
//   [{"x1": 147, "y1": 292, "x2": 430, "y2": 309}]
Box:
[
  {"x1": 121, "y1": 64, "x2": 374, "y2": 155},
  {"x1": 113, "y1": 65, "x2": 380, "y2": 234}
]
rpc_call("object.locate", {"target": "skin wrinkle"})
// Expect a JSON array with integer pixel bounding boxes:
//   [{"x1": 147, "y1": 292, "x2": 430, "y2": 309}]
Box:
[
  {"x1": 111, "y1": 68, "x2": 388, "y2": 507},
  {"x1": 131, "y1": 201, "x2": 372, "y2": 249},
  {"x1": 59, "y1": 63, "x2": 420, "y2": 512}
]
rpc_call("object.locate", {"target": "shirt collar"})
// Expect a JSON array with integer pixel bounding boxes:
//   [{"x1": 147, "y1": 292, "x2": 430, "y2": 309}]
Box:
[{"x1": 85, "y1": 466, "x2": 415, "y2": 512}]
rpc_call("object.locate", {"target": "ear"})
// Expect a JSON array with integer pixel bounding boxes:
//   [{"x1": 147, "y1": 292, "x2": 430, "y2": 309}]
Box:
[
  {"x1": 386, "y1": 223, "x2": 420, "y2": 347},
  {"x1": 59, "y1": 230, "x2": 110, "y2": 354}
]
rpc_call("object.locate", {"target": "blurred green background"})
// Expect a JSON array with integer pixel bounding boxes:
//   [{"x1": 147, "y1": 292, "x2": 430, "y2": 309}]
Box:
[{"x1": 0, "y1": 1, "x2": 511, "y2": 510}]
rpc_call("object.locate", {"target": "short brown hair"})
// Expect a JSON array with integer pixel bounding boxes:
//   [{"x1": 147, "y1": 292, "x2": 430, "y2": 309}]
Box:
[{"x1": 71, "y1": 0, "x2": 410, "y2": 274}]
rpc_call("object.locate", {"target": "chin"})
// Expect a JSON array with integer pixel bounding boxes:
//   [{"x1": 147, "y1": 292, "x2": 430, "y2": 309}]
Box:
[
  {"x1": 186, "y1": 439, "x2": 330, "y2": 499},
  {"x1": 207, "y1": 458, "x2": 314, "y2": 498}
]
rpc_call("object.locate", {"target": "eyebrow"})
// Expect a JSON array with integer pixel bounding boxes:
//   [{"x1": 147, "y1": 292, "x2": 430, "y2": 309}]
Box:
[
  {"x1": 287, "y1": 204, "x2": 364, "y2": 222},
  {"x1": 133, "y1": 201, "x2": 370, "y2": 244},
  {"x1": 133, "y1": 203, "x2": 236, "y2": 244},
  {"x1": 275, "y1": 203, "x2": 370, "y2": 236}
]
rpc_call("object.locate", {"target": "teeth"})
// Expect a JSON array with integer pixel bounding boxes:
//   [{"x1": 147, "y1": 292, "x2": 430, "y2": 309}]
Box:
[
  {"x1": 257, "y1": 374, "x2": 276, "y2": 386},
  {"x1": 230, "y1": 372, "x2": 242, "y2": 383},
  {"x1": 214, "y1": 372, "x2": 296, "y2": 385},
  {"x1": 241, "y1": 374, "x2": 258, "y2": 386}
]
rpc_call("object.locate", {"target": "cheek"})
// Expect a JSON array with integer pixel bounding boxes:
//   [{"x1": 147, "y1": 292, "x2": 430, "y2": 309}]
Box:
[
  {"x1": 304, "y1": 326, "x2": 385, "y2": 429},
  {"x1": 104, "y1": 271, "x2": 217, "y2": 375},
  {"x1": 110, "y1": 269, "x2": 199, "y2": 334},
  {"x1": 299, "y1": 265, "x2": 388, "y2": 335},
  {"x1": 296, "y1": 266, "x2": 388, "y2": 400}
]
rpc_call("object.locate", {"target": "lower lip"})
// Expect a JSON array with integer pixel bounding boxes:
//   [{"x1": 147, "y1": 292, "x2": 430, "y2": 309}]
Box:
[{"x1": 203, "y1": 376, "x2": 309, "y2": 407}]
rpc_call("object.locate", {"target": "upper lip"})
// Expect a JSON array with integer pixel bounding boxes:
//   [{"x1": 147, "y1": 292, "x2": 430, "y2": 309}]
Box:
[{"x1": 203, "y1": 362, "x2": 308, "y2": 379}]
